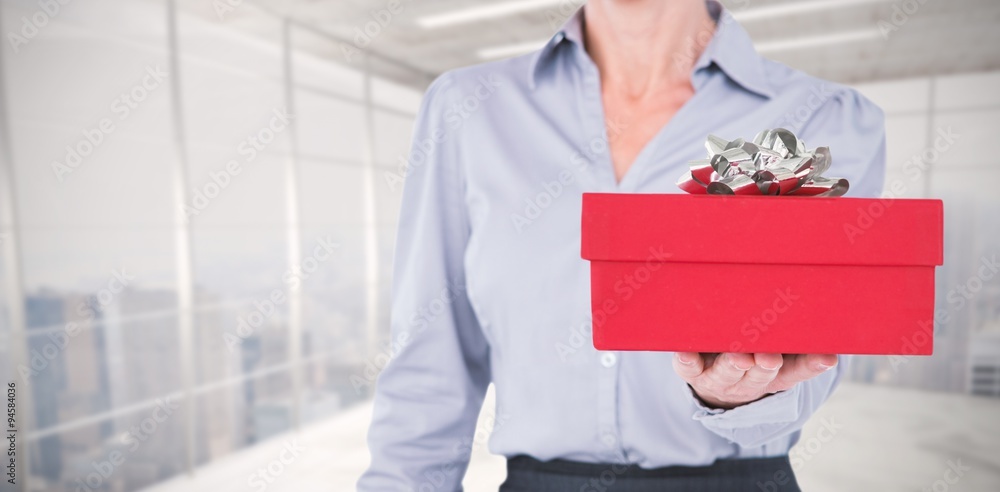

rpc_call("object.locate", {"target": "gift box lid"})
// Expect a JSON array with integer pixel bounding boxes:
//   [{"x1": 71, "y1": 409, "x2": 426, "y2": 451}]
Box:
[{"x1": 581, "y1": 193, "x2": 943, "y2": 267}]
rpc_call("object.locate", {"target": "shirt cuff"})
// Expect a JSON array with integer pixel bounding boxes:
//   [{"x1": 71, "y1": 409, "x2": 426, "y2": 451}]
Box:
[{"x1": 686, "y1": 384, "x2": 802, "y2": 432}]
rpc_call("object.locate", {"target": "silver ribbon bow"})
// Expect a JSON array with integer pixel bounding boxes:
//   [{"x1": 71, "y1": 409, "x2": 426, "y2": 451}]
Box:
[{"x1": 676, "y1": 128, "x2": 849, "y2": 197}]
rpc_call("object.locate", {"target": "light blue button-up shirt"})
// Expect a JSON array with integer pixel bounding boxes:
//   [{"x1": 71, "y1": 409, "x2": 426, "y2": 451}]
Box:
[{"x1": 360, "y1": 2, "x2": 885, "y2": 490}]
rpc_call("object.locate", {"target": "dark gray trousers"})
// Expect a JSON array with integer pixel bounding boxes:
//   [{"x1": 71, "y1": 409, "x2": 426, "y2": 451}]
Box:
[{"x1": 499, "y1": 455, "x2": 801, "y2": 492}]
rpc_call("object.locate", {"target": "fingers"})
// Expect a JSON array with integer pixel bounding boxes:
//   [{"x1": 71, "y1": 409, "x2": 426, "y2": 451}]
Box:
[
  {"x1": 673, "y1": 352, "x2": 840, "y2": 410},
  {"x1": 769, "y1": 354, "x2": 838, "y2": 392},
  {"x1": 740, "y1": 353, "x2": 784, "y2": 389},
  {"x1": 672, "y1": 352, "x2": 705, "y2": 380},
  {"x1": 677, "y1": 352, "x2": 754, "y2": 410},
  {"x1": 702, "y1": 352, "x2": 754, "y2": 388}
]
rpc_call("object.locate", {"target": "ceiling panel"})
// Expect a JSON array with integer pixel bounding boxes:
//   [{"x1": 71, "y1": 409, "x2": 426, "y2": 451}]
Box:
[{"x1": 179, "y1": 0, "x2": 1000, "y2": 89}]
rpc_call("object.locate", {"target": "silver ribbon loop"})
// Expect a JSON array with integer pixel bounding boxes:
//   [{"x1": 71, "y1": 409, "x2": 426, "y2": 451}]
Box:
[{"x1": 677, "y1": 128, "x2": 850, "y2": 197}]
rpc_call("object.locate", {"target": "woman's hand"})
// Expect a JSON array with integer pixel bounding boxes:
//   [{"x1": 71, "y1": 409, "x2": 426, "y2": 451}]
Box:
[{"x1": 672, "y1": 352, "x2": 838, "y2": 410}]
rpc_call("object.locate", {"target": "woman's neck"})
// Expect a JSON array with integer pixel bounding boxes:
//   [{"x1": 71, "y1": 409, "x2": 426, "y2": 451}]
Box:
[{"x1": 583, "y1": 0, "x2": 716, "y2": 99}]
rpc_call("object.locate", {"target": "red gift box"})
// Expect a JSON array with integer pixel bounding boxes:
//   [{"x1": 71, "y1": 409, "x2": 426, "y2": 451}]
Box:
[{"x1": 581, "y1": 193, "x2": 944, "y2": 355}]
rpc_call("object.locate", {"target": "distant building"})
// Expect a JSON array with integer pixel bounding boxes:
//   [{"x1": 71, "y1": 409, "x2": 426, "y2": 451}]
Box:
[
  {"x1": 969, "y1": 329, "x2": 1000, "y2": 398},
  {"x1": 24, "y1": 291, "x2": 110, "y2": 487}
]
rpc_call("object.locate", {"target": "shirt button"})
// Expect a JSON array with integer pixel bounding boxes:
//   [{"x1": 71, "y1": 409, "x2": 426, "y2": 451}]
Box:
[
  {"x1": 600, "y1": 353, "x2": 617, "y2": 368},
  {"x1": 601, "y1": 433, "x2": 616, "y2": 446},
  {"x1": 554, "y1": 31, "x2": 565, "y2": 43}
]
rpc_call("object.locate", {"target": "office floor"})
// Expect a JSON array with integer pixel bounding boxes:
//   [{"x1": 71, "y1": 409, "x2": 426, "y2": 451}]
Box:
[{"x1": 143, "y1": 383, "x2": 1000, "y2": 492}]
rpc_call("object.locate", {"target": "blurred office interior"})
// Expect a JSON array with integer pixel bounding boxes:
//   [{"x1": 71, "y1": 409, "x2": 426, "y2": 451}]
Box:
[{"x1": 0, "y1": 0, "x2": 999, "y2": 490}]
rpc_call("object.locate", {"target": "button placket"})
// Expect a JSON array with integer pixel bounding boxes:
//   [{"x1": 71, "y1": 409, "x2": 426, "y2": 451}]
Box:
[
  {"x1": 600, "y1": 352, "x2": 617, "y2": 368},
  {"x1": 596, "y1": 350, "x2": 623, "y2": 461}
]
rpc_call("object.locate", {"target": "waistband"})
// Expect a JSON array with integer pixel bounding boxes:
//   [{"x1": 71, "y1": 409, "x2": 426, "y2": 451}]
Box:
[{"x1": 507, "y1": 454, "x2": 795, "y2": 479}]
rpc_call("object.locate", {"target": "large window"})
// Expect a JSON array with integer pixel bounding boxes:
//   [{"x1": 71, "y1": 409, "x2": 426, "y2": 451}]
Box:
[{"x1": 0, "y1": 0, "x2": 423, "y2": 489}]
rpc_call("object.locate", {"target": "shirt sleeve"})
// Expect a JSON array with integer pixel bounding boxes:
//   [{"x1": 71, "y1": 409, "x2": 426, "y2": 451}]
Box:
[
  {"x1": 358, "y1": 73, "x2": 492, "y2": 491},
  {"x1": 685, "y1": 87, "x2": 886, "y2": 449}
]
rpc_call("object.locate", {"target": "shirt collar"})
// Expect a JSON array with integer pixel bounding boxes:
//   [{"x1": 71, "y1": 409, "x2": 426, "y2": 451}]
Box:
[
  {"x1": 526, "y1": 8, "x2": 584, "y2": 89},
  {"x1": 527, "y1": 1, "x2": 774, "y2": 99}
]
